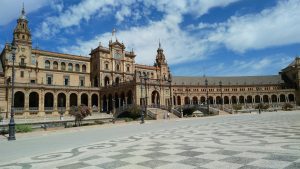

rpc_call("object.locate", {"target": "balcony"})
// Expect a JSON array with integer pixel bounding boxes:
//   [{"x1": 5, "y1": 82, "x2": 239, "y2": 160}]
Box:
[
  {"x1": 29, "y1": 107, "x2": 39, "y2": 112},
  {"x1": 44, "y1": 107, "x2": 54, "y2": 112},
  {"x1": 19, "y1": 62, "x2": 27, "y2": 68}
]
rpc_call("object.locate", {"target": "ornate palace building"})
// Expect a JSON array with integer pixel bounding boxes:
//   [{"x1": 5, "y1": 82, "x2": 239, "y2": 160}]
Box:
[{"x1": 0, "y1": 8, "x2": 299, "y2": 118}]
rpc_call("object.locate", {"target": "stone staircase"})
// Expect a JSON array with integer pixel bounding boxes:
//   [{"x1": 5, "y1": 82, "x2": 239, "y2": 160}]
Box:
[{"x1": 147, "y1": 108, "x2": 179, "y2": 120}]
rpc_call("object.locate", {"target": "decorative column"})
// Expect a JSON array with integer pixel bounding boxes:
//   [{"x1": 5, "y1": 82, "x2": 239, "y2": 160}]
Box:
[
  {"x1": 66, "y1": 93, "x2": 70, "y2": 115},
  {"x1": 24, "y1": 92, "x2": 29, "y2": 111}
]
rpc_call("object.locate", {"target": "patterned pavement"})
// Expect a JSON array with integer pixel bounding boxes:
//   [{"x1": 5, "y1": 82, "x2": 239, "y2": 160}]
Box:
[{"x1": 1, "y1": 112, "x2": 300, "y2": 169}]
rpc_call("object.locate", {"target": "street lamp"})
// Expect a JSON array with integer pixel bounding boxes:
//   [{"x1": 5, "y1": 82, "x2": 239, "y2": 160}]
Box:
[
  {"x1": 8, "y1": 42, "x2": 17, "y2": 141},
  {"x1": 205, "y1": 78, "x2": 209, "y2": 115},
  {"x1": 167, "y1": 69, "x2": 172, "y2": 112},
  {"x1": 219, "y1": 81, "x2": 223, "y2": 110},
  {"x1": 140, "y1": 74, "x2": 149, "y2": 124}
]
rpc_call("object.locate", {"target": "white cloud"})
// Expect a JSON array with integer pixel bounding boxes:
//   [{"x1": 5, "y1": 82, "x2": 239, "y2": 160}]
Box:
[
  {"x1": 208, "y1": 0, "x2": 300, "y2": 53},
  {"x1": 0, "y1": 0, "x2": 48, "y2": 26},
  {"x1": 56, "y1": 0, "x2": 239, "y2": 65},
  {"x1": 35, "y1": 0, "x2": 241, "y2": 38}
]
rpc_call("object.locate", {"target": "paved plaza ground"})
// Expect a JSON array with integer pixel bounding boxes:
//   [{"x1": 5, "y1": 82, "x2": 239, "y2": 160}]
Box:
[{"x1": 0, "y1": 111, "x2": 300, "y2": 169}]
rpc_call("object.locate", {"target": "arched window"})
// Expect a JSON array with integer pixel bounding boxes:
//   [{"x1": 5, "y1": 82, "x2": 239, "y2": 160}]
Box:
[
  {"x1": 75, "y1": 64, "x2": 80, "y2": 72},
  {"x1": 61, "y1": 62, "x2": 66, "y2": 70},
  {"x1": 82, "y1": 65, "x2": 86, "y2": 72},
  {"x1": 45, "y1": 60, "x2": 50, "y2": 69},
  {"x1": 116, "y1": 64, "x2": 120, "y2": 71},
  {"x1": 53, "y1": 61, "x2": 58, "y2": 70},
  {"x1": 126, "y1": 65, "x2": 130, "y2": 72},
  {"x1": 68, "y1": 63, "x2": 73, "y2": 71},
  {"x1": 115, "y1": 77, "x2": 120, "y2": 84}
]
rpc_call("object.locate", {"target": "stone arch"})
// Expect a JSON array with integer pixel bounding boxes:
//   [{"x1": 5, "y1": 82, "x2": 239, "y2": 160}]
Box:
[
  {"x1": 81, "y1": 93, "x2": 88, "y2": 106},
  {"x1": 68, "y1": 63, "x2": 73, "y2": 71},
  {"x1": 247, "y1": 95, "x2": 252, "y2": 103},
  {"x1": 102, "y1": 95, "x2": 107, "y2": 112},
  {"x1": 53, "y1": 61, "x2": 58, "y2": 70},
  {"x1": 45, "y1": 60, "x2": 50, "y2": 69},
  {"x1": 208, "y1": 96, "x2": 214, "y2": 105},
  {"x1": 280, "y1": 94, "x2": 286, "y2": 102},
  {"x1": 75, "y1": 64, "x2": 80, "y2": 72},
  {"x1": 82, "y1": 64, "x2": 87, "y2": 72},
  {"x1": 92, "y1": 94, "x2": 98, "y2": 107},
  {"x1": 44, "y1": 92, "x2": 54, "y2": 108},
  {"x1": 108, "y1": 94, "x2": 113, "y2": 111},
  {"x1": 288, "y1": 94, "x2": 295, "y2": 102},
  {"x1": 271, "y1": 95, "x2": 277, "y2": 103},
  {"x1": 104, "y1": 76, "x2": 110, "y2": 86},
  {"x1": 263, "y1": 95, "x2": 269, "y2": 103},
  {"x1": 239, "y1": 96, "x2": 245, "y2": 104},
  {"x1": 192, "y1": 96, "x2": 198, "y2": 105},
  {"x1": 14, "y1": 91, "x2": 25, "y2": 108},
  {"x1": 70, "y1": 93, "x2": 78, "y2": 107},
  {"x1": 224, "y1": 96, "x2": 229, "y2": 104},
  {"x1": 115, "y1": 93, "x2": 119, "y2": 108},
  {"x1": 121, "y1": 92, "x2": 125, "y2": 107},
  {"x1": 177, "y1": 96, "x2": 181, "y2": 106},
  {"x1": 216, "y1": 96, "x2": 222, "y2": 104},
  {"x1": 57, "y1": 93, "x2": 66, "y2": 107},
  {"x1": 231, "y1": 96, "x2": 237, "y2": 104},
  {"x1": 255, "y1": 95, "x2": 261, "y2": 103},
  {"x1": 115, "y1": 77, "x2": 120, "y2": 85},
  {"x1": 127, "y1": 90, "x2": 133, "y2": 105},
  {"x1": 151, "y1": 91, "x2": 160, "y2": 105},
  {"x1": 61, "y1": 62, "x2": 66, "y2": 70},
  {"x1": 200, "y1": 96, "x2": 206, "y2": 104},
  {"x1": 184, "y1": 96, "x2": 190, "y2": 105},
  {"x1": 29, "y1": 92, "x2": 39, "y2": 108}
]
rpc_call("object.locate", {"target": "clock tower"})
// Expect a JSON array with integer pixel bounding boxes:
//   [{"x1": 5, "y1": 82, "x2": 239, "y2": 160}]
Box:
[{"x1": 13, "y1": 4, "x2": 32, "y2": 46}]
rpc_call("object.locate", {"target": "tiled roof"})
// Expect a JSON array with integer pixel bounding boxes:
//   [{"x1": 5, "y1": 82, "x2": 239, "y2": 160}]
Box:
[{"x1": 172, "y1": 75, "x2": 283, "y2": 86}]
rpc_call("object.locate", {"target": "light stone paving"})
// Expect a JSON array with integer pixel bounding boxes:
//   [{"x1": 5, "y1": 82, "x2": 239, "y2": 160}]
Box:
[{"x1": 1, "y1": 111, "x2": 300, "y2": 169}]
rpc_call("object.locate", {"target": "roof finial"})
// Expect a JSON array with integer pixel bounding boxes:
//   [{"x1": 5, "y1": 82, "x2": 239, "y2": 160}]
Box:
[
  {"x1": 20, "y1": 2, "x2": 26, "y2": 19},
  {"x1": 159, "y1": 39, "x2": 161, "y2": 48}
]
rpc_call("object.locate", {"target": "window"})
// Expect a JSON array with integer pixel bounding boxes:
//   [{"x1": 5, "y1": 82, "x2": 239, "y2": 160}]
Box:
[
  {"x1": 61, "y1": 62, "x2": 66, "y2": 70},
  {"x1": 53, "y1": 61, "x2": 58, "y2": 70},
  {"x1": 116, "y1": 64, "x2": 120, "y2": 71},
  {"x1": 64, "y1": 76, "x2": 70, "y2": 86},
  {"x1": 46, "y1": 75, "x2": 52, "y2": 85},
  {"x1": 45, "y1": 60, "x2": 50, "y2": 69},
  {"x1": 82, "y1": 65, "x2": 86, "y2": 72},
  {"x1": 105, "y1": 63, "x2": 109, "y2": 70},
  {"x1": 20, "y1": 71, "x2": 24, "y2": 78},
  {"x1": 75, "y1": 64, "x2": 80, "y2": 72},
  {"x1": 21, "y1": 58, "x2": 25, "y2": 64},
  {"x1": 127, "y1": 66, "x2": 130, "y2": 72},
  {"x1": 64, "y1": 76, "x2": 69, "y2": 86},
  {"x1": 30, "y1": 80, "x2": 36, "y2": 84},
  {"x1": 68, "y1": 63, "x2": 73, "y2": 71},
  {"x1": 79, "y1": 77, "x2": 85, "y2": 87}
]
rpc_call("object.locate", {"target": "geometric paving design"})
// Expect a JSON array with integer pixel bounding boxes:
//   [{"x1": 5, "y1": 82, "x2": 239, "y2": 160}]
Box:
[{"x1": 1, "y1": 112, "x2": 300, "y2": 169}]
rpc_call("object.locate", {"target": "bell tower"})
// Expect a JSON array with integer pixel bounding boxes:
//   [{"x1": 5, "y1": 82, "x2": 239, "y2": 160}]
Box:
[
  {"x1": 13, "y1": 4, "x2": 32, "y2": 46},
  {"x1": 155, "y1": 41, "x2": 167, "y2": 67}
]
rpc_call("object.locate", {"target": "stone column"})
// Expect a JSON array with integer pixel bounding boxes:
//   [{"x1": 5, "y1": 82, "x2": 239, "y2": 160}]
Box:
[
  {"x1": 118, "y1": 98, "x2": 121, "y2": 108},
  {"x1": 106, "y1": 99, "x2": 109, "y2": 111},
  {"x1": 54, "y1": 92, "x2": 57, "y2": 111},
  {"x1": 78, "y1": 93, "x2": 81, "y2": 106},
  {"x1": 88, "y1": 94, "x2": 92, "y2": 109},
  {"x1": 66, "y1": 93, "x2": 70, "y2": 114},
  {"x1": 25, "y1": 92, "x2": 29, "y2": 111},
  {"x1": 125, "y1": 97, "x2": 128, "y2": 106}
]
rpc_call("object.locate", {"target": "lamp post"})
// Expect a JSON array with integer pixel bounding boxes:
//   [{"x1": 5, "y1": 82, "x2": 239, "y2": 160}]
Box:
[
  {"x1": 140, "y1": 74, "x2": 149, "y2": 124},
  {"x1": 112, "y1": 98, "x2": 115, "y2": 123},
  {"x1": 219, "y1": 81, "x2": 223, "y2": 110},
  {"x1": 8, "y1": 43, "x2": 17, "y2": 141},
  {"x1": 168, "y1": 70, "x2": 172, "y2": 112},
  {"x1": 205, "y1": 78, "x2": 209, "y2": 115}
]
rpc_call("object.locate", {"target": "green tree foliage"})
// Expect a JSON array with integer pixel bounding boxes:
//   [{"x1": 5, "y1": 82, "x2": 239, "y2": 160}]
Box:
[
  {"x1": 282, "y1": 103, "x2": 293, "y2": 111},
  {"x1": 118, "y1": 105, "x2": 142, "y2": 120},
  {"x1": 69, "y1": 105, "x2": 91, "y2": 126},
  {"x1": 255, "y1": 103, "x2": 269, "y2": 110},
  {"x1": 16, "y1": 124, "x2": 32, "y2": 133}
]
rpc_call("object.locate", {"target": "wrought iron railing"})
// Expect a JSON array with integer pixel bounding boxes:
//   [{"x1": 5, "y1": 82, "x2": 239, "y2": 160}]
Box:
[{"x1": 29, "y1": 107, "x2": 39, "y2": 111}]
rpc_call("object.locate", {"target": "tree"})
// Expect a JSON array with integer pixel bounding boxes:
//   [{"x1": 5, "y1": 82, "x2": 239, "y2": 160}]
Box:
[
  {"x1": 282, "y1": 103, "x2": 293, "y2": 111},
  {"x1": 69, "y1": 105, "x2": 91, "y2": 126}
]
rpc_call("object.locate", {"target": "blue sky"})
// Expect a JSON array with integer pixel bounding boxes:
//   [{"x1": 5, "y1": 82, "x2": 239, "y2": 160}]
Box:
[{"x1": 0, "y1": 0, "x2": 299, "y2": 76}]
